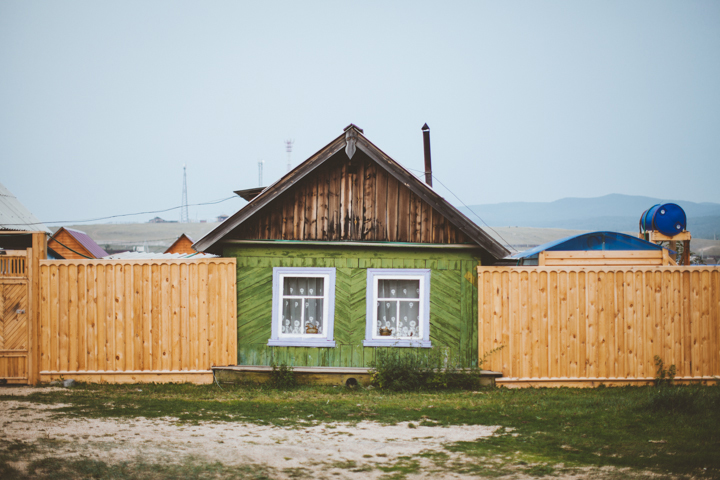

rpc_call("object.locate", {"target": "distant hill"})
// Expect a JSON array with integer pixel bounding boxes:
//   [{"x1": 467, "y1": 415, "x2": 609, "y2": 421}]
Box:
[{"x1": 460, "y1": 194, "x2": 720, "y2": 240}]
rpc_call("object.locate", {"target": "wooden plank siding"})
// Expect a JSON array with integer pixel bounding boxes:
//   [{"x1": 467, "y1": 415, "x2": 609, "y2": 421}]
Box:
[
  {"x1": 227, "y1": 244, "x2": 484, "y2": 368},
  {"x1": 232, "y1": 151, "x2": 472, "y2": 245},
  {"x1": 47, "y1": 229, "x2": 93, "y2": 259},
  {"x1": 164, "y1": 234, "x2": 196, "y2": 255},
  {"x1": 537, "y1": 250, "x2": 670, "y2": 267},
  {"x1": 38, "y1": 257, "x2": 237, "y2": 384},
  {"x1": 478, "y1": 266, "x2": 720, "y2": 387}
]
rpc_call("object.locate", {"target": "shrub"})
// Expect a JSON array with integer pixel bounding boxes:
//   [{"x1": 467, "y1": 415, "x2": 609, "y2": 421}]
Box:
[
  {"x1": 369, "y1": 347, "x2": 502, "y2": 392},
  {"x1": 268, "y1": 363, "x2": 297, "y2": 390},
  {"x1": 369, "y1": 350, "x2": 429, "y2": 391}
]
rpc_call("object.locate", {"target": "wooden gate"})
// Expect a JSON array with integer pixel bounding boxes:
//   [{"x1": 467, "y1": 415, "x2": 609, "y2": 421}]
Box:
[{"x1": 0, "y1": 253, "x2": 29, "y2": 384}]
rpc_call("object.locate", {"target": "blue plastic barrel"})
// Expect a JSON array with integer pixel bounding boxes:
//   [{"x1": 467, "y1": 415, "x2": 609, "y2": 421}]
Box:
[{"x1": 640, "y1": 203, "x2": 686, "y2": 236}]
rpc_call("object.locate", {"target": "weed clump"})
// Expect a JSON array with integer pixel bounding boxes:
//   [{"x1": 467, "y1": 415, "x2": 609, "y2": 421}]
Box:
[
  {"x1": 653, "y1": 355, "x2": 676, "y2": 387},
  {"x1": 269, "y1": 363, "x2": 297, "y2": 390},
  {"x1": 643, "y1": 356, "x2": 708, "y2": 414}
]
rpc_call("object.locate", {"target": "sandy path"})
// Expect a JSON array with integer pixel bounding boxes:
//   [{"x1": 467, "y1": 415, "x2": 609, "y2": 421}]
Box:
[
  {"x1": 0, "y1": 393, "x2": 643, "y2": 479},
  {"x1": 1, "y1": 398, "x2": 506, "y2": 479}
]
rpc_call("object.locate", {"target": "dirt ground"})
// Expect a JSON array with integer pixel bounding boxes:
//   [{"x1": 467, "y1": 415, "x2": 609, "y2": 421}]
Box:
[{"x1": 0, "y1": 389, "x2": 637, "y2": 479}]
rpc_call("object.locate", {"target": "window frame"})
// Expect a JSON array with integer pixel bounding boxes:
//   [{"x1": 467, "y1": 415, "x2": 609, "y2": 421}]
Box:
[
  {"x1": 268, "y1": 267, "x2": 337, "y2": 347},
  {"x1": 363, "y1": 268, "x2": 432, "y2": 348}
]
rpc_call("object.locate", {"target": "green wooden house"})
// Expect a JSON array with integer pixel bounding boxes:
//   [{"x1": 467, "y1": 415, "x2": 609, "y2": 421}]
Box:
[{"x1": 194, "y1": 125, "x2": 509, "y2": 371}]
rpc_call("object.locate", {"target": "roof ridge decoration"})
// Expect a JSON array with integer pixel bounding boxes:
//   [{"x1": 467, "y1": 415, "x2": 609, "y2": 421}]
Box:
[
  {"x1": 193, "y1": 125, "x2": 510, "y2": 260},
  {"x1": 345, "y1": 127, "x2": 358, "y2": 160}
]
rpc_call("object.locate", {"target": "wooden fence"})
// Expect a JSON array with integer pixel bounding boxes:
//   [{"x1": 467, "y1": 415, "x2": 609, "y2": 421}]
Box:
[
  {"x1": 39, "y1": 258, "x2": 237, "y2": 384},
  {"x1": 478, "y1": 266, "x2": 720, "y2": 387}
]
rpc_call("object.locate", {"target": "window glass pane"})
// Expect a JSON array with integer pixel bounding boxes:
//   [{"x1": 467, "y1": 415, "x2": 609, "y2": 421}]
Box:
[
  {"x1": 282, "y1": 297, "x2": 304, "y2": 334},
  {"x1": 397, "y1": 279, "x2": 420, "y2": 298},
  {"x1": 378, "y1": 279, "x2": 419, "y2": 299},
  {"x1": 305, "y1": 298, "x2": 323, "y2": 335},
  {"x1": 283, "y1": 277, "x2": 298, "y2": 296},
  {"x1": 283, "y1": 277, "x2": 324, "y2": 296},
  {"x1": 377, "y1": 300, "x2": 396, "y2": 336},
  {"x1": 377, "y1": 279, "x2": 395, "y2": 298},
  {"x1": 398, "y1": 301, "x2": 419, "y2": 338},
  {"x1": 309, "y1": 277, "x2": 323, "y2": 296}
]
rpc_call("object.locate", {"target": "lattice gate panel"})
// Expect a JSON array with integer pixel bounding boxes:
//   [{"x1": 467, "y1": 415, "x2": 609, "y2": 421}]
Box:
[{"x1": 0, "y1": 282, "x2": 29, "y2": 383}]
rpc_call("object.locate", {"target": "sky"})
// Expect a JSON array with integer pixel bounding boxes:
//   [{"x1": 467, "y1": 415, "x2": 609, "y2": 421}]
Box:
[{"x1": 1, "y1": 1, "x2": 719, "y2": 226}]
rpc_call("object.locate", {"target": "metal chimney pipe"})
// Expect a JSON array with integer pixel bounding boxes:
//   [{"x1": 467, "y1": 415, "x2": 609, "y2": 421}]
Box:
[{"x1": 422, "y1": 123, "x2": 433, "y2": 187}]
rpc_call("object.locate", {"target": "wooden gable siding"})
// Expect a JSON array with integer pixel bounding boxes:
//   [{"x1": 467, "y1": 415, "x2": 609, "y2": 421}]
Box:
[
  {"x1": 230, "y1": 151, "x2": 472, "y2": 244},
  {"x1": 48, "y1": 230, "x2": 93, "y2": 259},
  {"x1": 227, "y1": 244, "x2": 482, "y2": 368},
  {"x1": 165, "y1": 235, "x2": 196, "y2": 255}
]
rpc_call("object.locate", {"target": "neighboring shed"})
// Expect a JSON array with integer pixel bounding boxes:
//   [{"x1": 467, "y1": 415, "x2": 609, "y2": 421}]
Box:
[
  {"x1": 164, "y1": 233, "x2": 196, "y2": 255},
  {"x1": 195, "y1": 125, "x2": 509, "y2": 371},
  {"x1": 511, "y1": 231, "x2": 675, "y2": 266},
  {"x1": 48, "y1": 227, "x2": 108, "y2": 259}
]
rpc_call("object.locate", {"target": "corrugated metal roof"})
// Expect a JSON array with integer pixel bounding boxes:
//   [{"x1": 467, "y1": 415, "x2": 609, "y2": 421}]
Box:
[
  {"x1": 511, "y1": 231, "x2": 666, "y2": 260},
  {"x1": 102, "y1": 251, "x2": 218, "y2": 260},
  {"x1": 0, "y1": 181, "x2": 51, "y2": 233},
  {"x1": 63, "y1": 228, "x2": 109, "y2": 258}
]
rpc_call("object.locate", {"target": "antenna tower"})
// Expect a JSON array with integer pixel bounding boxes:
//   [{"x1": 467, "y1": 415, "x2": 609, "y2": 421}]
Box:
[
  {"x1": 258, "y1": 159, "x2": 264, "y2": 186},
  {"x1": 180, "y1": 164, "x2": 189, "y2": 223},
  {"x1": 285, "y1": 139, "x2": 294, "y2": 172}
]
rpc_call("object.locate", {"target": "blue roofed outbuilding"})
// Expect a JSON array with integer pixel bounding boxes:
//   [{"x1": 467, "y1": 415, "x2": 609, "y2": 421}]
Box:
[{"x1": 511, "y1": 231, "x2": 674, "y2": 266}]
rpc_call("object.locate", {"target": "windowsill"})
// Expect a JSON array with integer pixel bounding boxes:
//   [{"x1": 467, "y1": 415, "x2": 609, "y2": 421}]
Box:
[
  {"x1": 362, "y1": 339, "x2": 432, "y2": 348},
  {"x1": 268, "y1": 339, "x2": 337, "y2": 348}
]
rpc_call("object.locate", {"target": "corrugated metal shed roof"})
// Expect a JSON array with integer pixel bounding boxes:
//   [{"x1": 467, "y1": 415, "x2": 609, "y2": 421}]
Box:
[
  {"x1": 102, "y1": 252, "x2": 218, "y2": 260},
  {"x1": 63, "y1": 228, "x2": 109, "y2": 258},
  {"x1": 0, "y1": 181, "x2": 51, "y2": 233},
  {"x1": 511, "y1": 231, "x2": 666, "y2": 260}
]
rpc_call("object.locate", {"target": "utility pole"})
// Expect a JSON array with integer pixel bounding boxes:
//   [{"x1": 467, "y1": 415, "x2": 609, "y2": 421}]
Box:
[
  {"x1": 180, "y1": 164, "x2": 189, "y2": 223},
  {"x1": 285, "y1": 139, "x2": 294, "y2": 172}
]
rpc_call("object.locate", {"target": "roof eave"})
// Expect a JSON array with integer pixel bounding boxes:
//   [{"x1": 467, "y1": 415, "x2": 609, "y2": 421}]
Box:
[
  {"x1": 193, "y1": 132, "x2": 347, "y2": 252},
  {"x1": 194, "y1": 126, "x2": 510, "y2": 260},
  {"x1": 353, "y1": 137, "x2": 510, "y2": 260}
]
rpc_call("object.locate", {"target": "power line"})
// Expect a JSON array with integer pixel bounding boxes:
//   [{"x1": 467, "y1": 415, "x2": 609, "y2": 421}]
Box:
[
  {"x1": 3, "y1": 196, "x2": 240, "y2": 227},
  {"x1": 405, "y1": 167, "x2": 518, "y2": 253},
  {"x1": 47, "y1": 235, "x2": 93, "y2": 259}
]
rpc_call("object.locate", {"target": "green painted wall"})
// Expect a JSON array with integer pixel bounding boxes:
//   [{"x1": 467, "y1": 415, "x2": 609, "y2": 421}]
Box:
[{"x1": 225, "y1": 243, "x2": 482, "y2": 368}]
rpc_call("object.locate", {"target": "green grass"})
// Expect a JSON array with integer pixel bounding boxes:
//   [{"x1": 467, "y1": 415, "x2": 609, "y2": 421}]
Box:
[
  {"x1": 19, "y1": 457, "x2": 275, "y2": 480},
  {"x1": 2, "y1": 383, "x2": 719, "y2": 478}
]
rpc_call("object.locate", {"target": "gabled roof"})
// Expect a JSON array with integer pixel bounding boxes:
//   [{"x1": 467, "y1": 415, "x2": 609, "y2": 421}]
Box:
[
  {"x1": 195, "y1": 125, "x2": 509, "y2": 260},
  {"x1": 0, "y1": 181, "x2": 51, "y2": 233},
  {"x1": 51, "y1": 227, "x2": 109, "y2": 259},
  {"x1": 164, "y1": 233, "x2": 196, "y2": 254},
  {"x1": 511, "y1": 231, "x2": 666, "y2": 260}
]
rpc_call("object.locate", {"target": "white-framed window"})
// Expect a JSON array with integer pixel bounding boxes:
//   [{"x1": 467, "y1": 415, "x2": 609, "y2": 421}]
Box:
[
  {"x1": 268, "y1": 267, "x2": 336, "y2": 347},
  {"x1": 363, "y1": 268, "x2": 431, "y2": 348}
]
